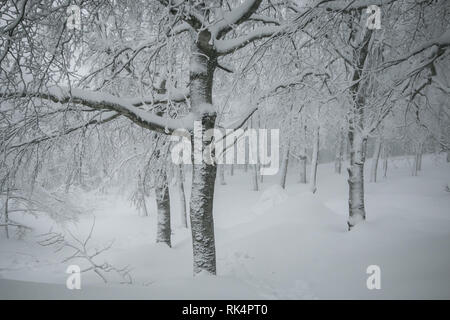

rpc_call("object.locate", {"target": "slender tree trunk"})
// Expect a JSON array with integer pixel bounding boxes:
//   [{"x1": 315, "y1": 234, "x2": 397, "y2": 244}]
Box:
[
  {"x1": 177, "y1": 164, "x2": 188, "y2": 228},
  {"x1": 309, "y1": 126, "x2": 319, "y2": 193},
  {"x1": 412, "y1": 151, "x2": 419, "y2": 176},
  {"x1": 188, "y1": 36, "x2": 217, "y2": 275},
  {"x1": 447, "y1": 151, "x2": 450, "y2": 162},
  {"x1": 156, "y1": 177, "x2": 171, "y2": 247},
  {"x1": 347, "y1": 134, "x2": 367, "y2": 230},
  {"x1": 417, "y1": 149, "x2": 423, "y2": 171},
  {"x1": 346, "y1": 26, "x2": 373, "y2": 230},
  {"x1": 251, "y1": 115, "x2": 259, "y2": 191},
  {"x1": 335, "y1": 128, "x2": 344, "y2": 174},
  {"x1": 370, "y1": 136, "x2": 382, "y2": 183},
  {"x1": 279, "y1": 141, "x2": 290, "y2": 189},
  {"x1": 219, "y1": 164, "x2": 226, "y2": 185},
  {"x1": 298, "y1": 154, "x2": 307, "y2": 183},
  {"x1": 138, "y1": 173, "x2": 149, "y2": 217},
  {"x1": 3, "y1": 189, "x2": 9, "y2": 239},
  {"x1": 252, "y1": 164, "x2": 259, "y2": 191},
  {"x1": 260, "y1": 164, "x2": 264, "y2": 183},
  {"x1": 412, "y1": 143, "x2": 423, "y2": 176},
  {"x1": 230, "y1": 164, "x2": 234, "y2": 176},
  {"x1": 382, "y1": 145, "x2": 388, "y2": 178},
  {"x1": 299, "y1": 124, "x2": 308, "y2": 183}
]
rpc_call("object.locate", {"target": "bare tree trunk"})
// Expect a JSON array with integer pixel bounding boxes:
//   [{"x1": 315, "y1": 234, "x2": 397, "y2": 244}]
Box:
[
  {"x1": 3, "y1": 189, "x2": 9, "y2": 239},
  {"x1": 279, "y1": 142, "x2": 290, "y2": 189},
  {"x1": 447, "y1": 151, "x2": 450, "y2": 163},
  {"x1": 417, "y1": 149, "x2": 423, "y2": 171},
  {"x1": 252, "y1": 164, "x2": 259, "y2": 191},
  {"x1": 335, "y1": 128, "x2": 344, "y2": 174},
  {"x1": 251, "y1": 115, "x2": 259, "y2": 191},
  {"x1": 138, "y1": 173, "x2": 149, "y2": 217},
  {"x1": 219, "y1": 164, "x2": 226, "y2": 185},
  {"x1": 382, "y1": 145, "x2": 388, "y2": 178},
  {"x1": 188, "y1": 38, "x2": 217, "y2": 275},
  {"x1": 370, "y1": 136, "x2": 382, "y2": 183},
  {"x1": 298, "y1": 154, "x2": 307, "y2": 183},
  {"x1": 230, "y1": 164, "x2": 234, "y2": 176},
  {"x1": 309, "y1": 126, "x2": 319, "y2": 193},
  {"x1": 411, "y1": 153, "x2": 419, "y2": 177},
  {"x1": 177, "y1": 164, "x2": 188, "y2": 229},
  {"x1": 412, "y1": 143, "x2": 423, "y2": 176},
  {"x1": 156, "y1": 177, "x2": 171, "y2": 247},
  {"x1": 260, "y1": 165, "x2": 264, "y2": 183},
  {"x1": 348, "y1": 135, "x2": 367, "y2": 230},
  {"x1": 346, "y1": 26, "x2": 373, "y2": 230}
]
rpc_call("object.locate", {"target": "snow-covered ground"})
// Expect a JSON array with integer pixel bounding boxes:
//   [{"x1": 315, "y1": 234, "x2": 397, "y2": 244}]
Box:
[{"x1": 1, "y1": 155, "x2": 449, "y2": 299}]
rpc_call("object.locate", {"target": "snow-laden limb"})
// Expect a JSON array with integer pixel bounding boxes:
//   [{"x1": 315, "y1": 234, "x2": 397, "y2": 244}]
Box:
[
  {"x1": 248, "y1": 14, "x2": 281, "y2": 25},
  {"x1": 168, "y1": 22, "x2": 192, "y2": 36},
  {"x1": 291, "y1": 0, "x2": 398, "y2": 12},
  {"x1": 0, "y1": 0, "x2": 27, "y2": 35},
  {"x1": 8, "y1": 112, "x2": 120, "y2": 151},
  {"x1": 215, "y1": 25, "x2": 283, "y2": 55},
  {"x1": 383, "y1": 30, "x2": 450, "y2": 69},
  {"x1": 125, "y1": 87, "x2": 189, "y2": 107},
  {"x1": 210, "y1": 0, "x2": 264, "y2": 39},
  {"x1": 156, "y1": 0, "x2": 206, "y2": 30},
  {"x1": 1, "y1": 86, "x2": 195, "y2": 134}
]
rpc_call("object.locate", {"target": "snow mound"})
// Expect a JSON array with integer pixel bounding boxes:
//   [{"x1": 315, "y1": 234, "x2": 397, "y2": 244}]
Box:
[{"x1": 252, "y1": 184, "x2": 288, "y2": 215}]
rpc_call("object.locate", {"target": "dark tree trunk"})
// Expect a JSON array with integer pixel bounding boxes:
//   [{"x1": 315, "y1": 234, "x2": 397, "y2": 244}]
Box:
[
  {"x1": 309, "y1": 126, "x2": 319, "y2": 193},
  {"x1": 335, "y1": 128, "x2": 344, "y2": 174},
  {"x1": 177, "y1": 164, "x2": 188, "y2": 228},
  {"x1": 188, "y1": 33, "x2": 218, "y2": 275},
  {"x1": 279, "y1": 142, "x2": 290, "y2": 189},
  {"x1": 156, "y1": 177, "x2": 171, "y2": 247},
  {"x1": 370, "y1": 136, "x2": 382, "y2": 183}
]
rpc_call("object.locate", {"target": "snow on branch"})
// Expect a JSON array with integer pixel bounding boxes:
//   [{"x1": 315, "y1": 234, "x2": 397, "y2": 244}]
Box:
[
  {"x1": 382, "y1": 30, "x2": 450, "y2": 69},
  {"x1": 156, "y1": 0, "x2": 206, "y2": 30},
  {"x1": 38, "y1": 219, "x2": 132, "y2": 284},
  {"x1": 210, "y1": 0, "x2": 265, "y2": 39},
  {"x1": 292, "y1": 0, "x2": 398, "y2": 12},
  {"x1": 1, "y1": 86, "x2": 194, "y2": 134},
  {"x1": 215, "y1": 25, "x2": 283, "y2": 55}
]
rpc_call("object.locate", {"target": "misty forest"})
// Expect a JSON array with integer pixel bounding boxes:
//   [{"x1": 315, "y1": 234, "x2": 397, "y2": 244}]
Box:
[{"x1": 0, "y1": 0, "x2": 450, "y2": 299}]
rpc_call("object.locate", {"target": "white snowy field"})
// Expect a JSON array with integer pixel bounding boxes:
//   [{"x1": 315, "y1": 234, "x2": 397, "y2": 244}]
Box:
[{"x1": 1, "y1": 155, "x2": 449, "y2": 299}]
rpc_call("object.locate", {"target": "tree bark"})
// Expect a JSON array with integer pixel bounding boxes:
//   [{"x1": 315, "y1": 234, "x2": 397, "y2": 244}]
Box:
[
  {"x1": 309, "y1": 126, "x2": 319, "y2": 193},
  {"x1": 252, "y1": 164, "x2": 259, "y2": 191},
  {"x1": 138, "y1": 173, "x2": 149, "y2": 217},
  {"x1": 417, "y1": 150, "x2": 423, "y2": 171},
  {"x1": 177, "y1": 164, "x2": 188, "y2": 228},
  {"x1": 382, "y1": 145, "x2": 388, "y2": 178},
  {"x1": 370, "y1": 136, "x2": 382, "y2": 183},
  {"x1": 346, "y1": 25, "x2": 373, "y2": 230},
  {"x1": 299, "y1": 124, "x2": 308, "y2": 183},
  {"x1": 412, "y1": 143, "x2": 423, "y2": 176},
  {"x1": 279, "y1": 142, "x2": 290, "y2": 189},
  {"x1": 156, "y1": 177, "x2": 171, "y2": 247},
  {"x1": 298, "y1": 154, "x2": 307, "y2": 183},
  {"x1": 348, "y1": 135, "x2": 367, "y2": 230},
  {"x1": 188, "y1": 34, "x2": 217, "y2": 275},
  {"x1": 3, "y1": 189, "x2": 9, "y2": 239},
  {"x1": 219, "y1": 164, "x2": 226, "y2": 185},
  {"x1": 335, "y1": 128, "x2": 344, "y2": 174}
]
